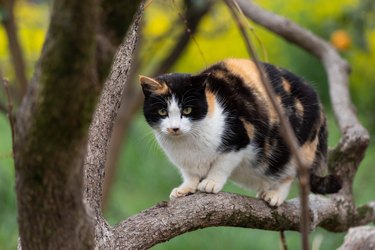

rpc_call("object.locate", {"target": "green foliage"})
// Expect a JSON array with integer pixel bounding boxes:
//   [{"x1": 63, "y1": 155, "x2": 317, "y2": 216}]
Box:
[{"x1": 0, "y1": 115, "x2": 17, "y2": 250}]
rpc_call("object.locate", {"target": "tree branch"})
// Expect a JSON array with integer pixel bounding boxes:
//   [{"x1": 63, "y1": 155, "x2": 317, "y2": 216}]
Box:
[
  {"x1": 0, "y1": 0, "x2": 28, "y2": 98},
  {"x1": 338, "y1": 226, "x2": 375, "y2": 250},
  {"x1": 83, "y1": 2, "x2": 144, "y2": 244},
  {"x1": 108, "y1": 193, "x2": 375, "y2": 249}
]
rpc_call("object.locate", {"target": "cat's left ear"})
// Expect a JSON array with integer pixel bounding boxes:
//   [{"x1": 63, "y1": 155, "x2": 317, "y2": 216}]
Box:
[{"x1": 191, "y1": 73, "x2": 211, "y2": 88}]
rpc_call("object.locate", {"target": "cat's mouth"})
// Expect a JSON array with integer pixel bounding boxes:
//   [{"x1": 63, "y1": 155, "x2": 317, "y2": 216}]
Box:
[{"x1": 166, "y1": 127, "x2": 183, "y2": 137}]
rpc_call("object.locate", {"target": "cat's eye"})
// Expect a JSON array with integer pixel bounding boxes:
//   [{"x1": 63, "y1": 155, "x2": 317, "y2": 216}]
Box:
[
  {"x1": 182, "y1": 107, "x2": 192, "y2": 115},
  {"x1": 158, "y1": 108, "x2": 168, "y2": 116}
]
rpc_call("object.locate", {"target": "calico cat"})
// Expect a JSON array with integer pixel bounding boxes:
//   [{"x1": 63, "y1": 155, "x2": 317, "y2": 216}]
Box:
[{"x1": 139, "y1": 58, "x2": 341, "y2": 206}]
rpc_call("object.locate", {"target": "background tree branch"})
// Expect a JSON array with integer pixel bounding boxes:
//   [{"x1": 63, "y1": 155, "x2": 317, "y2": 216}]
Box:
[{"x1": 0, "y1": 0, "x2": 28, "y2": 98}]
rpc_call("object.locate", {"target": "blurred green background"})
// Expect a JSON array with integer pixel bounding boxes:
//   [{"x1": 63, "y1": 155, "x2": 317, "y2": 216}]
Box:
[{"x1": 1, "y1": 0, "x2": 375, "y2": 249}]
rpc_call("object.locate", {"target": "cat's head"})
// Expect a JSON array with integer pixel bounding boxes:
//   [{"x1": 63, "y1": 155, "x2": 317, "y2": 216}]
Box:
[{"x1": 139, "y1": 73, "x2": 209, "y2": 137}]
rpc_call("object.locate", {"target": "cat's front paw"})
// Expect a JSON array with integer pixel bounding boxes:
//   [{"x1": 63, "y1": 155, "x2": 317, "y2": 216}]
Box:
[
  {"x1": 257, "y1": 189, "x2": 288, "y2": 207},
  {"x1": 198, "y1": 179, "x2": 223, "y2": 193},
  {"x1": 170, "y1": 186, "x2": 196, "y2": 199}
]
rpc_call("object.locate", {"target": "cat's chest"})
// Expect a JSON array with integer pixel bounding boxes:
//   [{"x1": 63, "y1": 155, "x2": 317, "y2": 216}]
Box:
[{"x1": 157, "y1": 133, "x2": 220, "y2": 169}]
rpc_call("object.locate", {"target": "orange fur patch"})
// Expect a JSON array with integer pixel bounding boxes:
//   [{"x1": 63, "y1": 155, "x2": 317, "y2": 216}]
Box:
[
  {"x1": 139, "y1": 75, "x2": 169, "y2": 95},
  {"x1": 282, "y1": 79, "x2": 292, "y2": 93},
  {"x1": 299, "y1": 137, "x2": 319, "y2": 167},
  {"x1": 239, "y1": 117, "x2": 255, "y2": 139},
  {"x1": 205, "y1": 90, "x2": 215, "y2": 117},
  {"x1": 223, "y1": 59, "x2": 278, "y2": 124},
  {"x1": 295, "y1": 99, "x2": 304, "y2": 118}
]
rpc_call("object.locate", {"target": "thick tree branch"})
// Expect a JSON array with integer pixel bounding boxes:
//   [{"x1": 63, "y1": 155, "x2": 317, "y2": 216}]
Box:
[
  {"x1": 14, "y1": 0, "x2": 101, "y2": 247},
  {"x1": 338, "y1": 226, "x2": 375, "y2": 250},
  {"x1": 83, "y1": 3, "x2": 144, "y2": 245},
  {"x1": 109, "y1": 193, "x2": 375, "y2": 249}
]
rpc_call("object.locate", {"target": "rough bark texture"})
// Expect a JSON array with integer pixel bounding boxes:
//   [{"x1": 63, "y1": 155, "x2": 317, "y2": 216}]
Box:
[
  {"x1": 110, "y1": 194, "x2": 375, "y2": 249},
  {"x1": 83, "y1": 3, "x2": 144, "y2": 247},
  {"x1": 338, "y1": 226, "x2": 375, "y2": 250},
  {"x1": 14, "y1": 0, "x2": 99, "y2": 248},
  {"x1": 14, "y1": 0, "x2": 141, "y2": 249}
]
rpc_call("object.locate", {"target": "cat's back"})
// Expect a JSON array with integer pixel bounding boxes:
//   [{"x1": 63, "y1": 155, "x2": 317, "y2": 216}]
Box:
[{"x1": 202, "y1": 59, "x2": 325, "y2": 171}]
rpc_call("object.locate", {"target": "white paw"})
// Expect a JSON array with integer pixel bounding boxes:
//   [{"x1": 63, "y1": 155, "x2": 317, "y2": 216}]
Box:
[
  {"x1": 257, "y1": 189, "x2": 288, "y2": 207},
  {"x1": 198, "y1": 179, "x2": 223, "y2": 193},
  {"x1": 169, "y1": 186, "x2": 196, "y2": 199}
]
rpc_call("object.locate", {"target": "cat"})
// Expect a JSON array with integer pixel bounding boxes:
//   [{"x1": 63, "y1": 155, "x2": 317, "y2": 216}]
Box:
[{"x1": 139, "y1": 58, "x2": 341, "y2": 206}]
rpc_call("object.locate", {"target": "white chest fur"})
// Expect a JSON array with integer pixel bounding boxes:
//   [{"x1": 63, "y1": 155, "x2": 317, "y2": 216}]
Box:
[{"x1": 155, "y1": 98, "x2": 225, "y2": 178}]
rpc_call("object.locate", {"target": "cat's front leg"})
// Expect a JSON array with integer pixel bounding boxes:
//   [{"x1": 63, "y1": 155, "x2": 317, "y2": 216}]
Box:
[
  {"x1": 170, "y1": 170, "x2": 200, "y2": 199},
  {"x1": 198, "y1": 153, "x2": 243, "y2": 194}
]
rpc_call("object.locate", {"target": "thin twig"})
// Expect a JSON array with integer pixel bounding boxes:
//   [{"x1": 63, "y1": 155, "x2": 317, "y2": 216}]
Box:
[
  {"x1": 224, "y1": 1, "x2": 310, "y2": 249},
  {"x1": 172, "y1": 0, "x2": 208, "y2": 67},
  {"x1": 0, "y1": 0, "x2": 28, "y2": 98},
  {"x1": 280, "y1": 231, "x2": 288, "y2": 250},
  {"x1": 2, "y1": 78, "x2": 15, "y2": 149}
]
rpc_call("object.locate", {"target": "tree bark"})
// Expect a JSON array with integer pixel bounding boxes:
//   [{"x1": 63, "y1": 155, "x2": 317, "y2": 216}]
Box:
[
  {"x1": 338, "y1": 226, "x2": 375, "y2": 250},
  {"x1": 14, "y1": 0, "x2": 142, "y2": 248}
]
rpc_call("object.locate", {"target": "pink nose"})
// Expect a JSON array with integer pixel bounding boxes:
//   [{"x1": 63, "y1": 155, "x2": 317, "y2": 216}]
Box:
[{"x1": 167, "y1": 127, "x2": 180, "y2": 133}]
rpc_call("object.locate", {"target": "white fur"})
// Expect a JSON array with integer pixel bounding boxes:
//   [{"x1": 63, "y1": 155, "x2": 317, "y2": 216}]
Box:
[{"x1": 154, "y1": 96, "x2": 294, "y2": 206}]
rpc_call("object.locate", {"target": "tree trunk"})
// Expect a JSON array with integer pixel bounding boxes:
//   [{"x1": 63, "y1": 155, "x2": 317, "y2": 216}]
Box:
[{"x1": 14, "y1": 0, "x2": 141, "y2": 248}]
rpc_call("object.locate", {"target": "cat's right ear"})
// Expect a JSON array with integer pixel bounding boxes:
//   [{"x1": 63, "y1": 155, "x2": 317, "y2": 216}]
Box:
[
  {"x1": 191, "y1": 73, "x2": 211, "y2": 89},
  {"x1": 139, "y1": 75, "x2": 163, "y2": 95}
]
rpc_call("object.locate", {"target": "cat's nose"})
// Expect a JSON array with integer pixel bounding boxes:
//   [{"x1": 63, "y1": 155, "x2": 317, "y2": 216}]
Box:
[{"x1": 167, "y1": 127, "x2": 180, "y2": 134}]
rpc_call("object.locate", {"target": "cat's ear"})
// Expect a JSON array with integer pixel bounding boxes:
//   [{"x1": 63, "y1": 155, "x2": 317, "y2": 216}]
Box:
[
  {"x1": 191, "y1": 73, "x2": 211, "y2": 88},
  {"x1": 139, "y1": 75, "x2": 164, "y2": 94}
]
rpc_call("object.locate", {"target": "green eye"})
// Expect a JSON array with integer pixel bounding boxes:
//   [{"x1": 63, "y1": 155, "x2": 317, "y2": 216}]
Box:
[
  {"x1": 158, "y1": 109, "x2": 168, "y2": 116},
  {"x1": 182, "y1": 107, "x2": 192, "y2": 115}
]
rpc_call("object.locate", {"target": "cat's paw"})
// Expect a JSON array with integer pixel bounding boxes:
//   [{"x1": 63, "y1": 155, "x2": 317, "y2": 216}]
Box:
[
  {"x1": 169, "y1": 186, "x2": 196, "y2": 199},
  {"x1": 198, "y1": 179, "x2": 223, "y2": 193},
  {"x1": 257, "y1": 189, "x2": 288, "y2": 207}
]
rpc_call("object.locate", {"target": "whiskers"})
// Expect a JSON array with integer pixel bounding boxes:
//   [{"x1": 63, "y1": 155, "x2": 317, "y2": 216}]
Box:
[{"x1": 136, "y1": 129, "x2": 163, "y2": 155}]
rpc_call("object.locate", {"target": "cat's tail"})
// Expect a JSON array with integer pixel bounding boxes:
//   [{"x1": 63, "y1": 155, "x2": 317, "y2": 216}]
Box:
[
  {"x1": 309, "y1": 112, "x2": 342, "y2": 194},
  {"x1": 309, "y1": 173, "x2": 342, "y2": 194}
]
